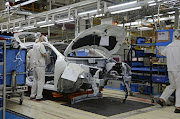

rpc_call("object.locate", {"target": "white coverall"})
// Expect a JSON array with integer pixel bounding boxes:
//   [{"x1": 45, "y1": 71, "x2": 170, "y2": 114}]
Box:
[
  {"x1": 27, "y1": 49, "x2": 34, "y2": 69},
  {"x1": 30, "y1": 42, "x2": 46, "y2": 99},
  {"x1": 160, "y1": 40, "x2": 180, "y2": 107}
]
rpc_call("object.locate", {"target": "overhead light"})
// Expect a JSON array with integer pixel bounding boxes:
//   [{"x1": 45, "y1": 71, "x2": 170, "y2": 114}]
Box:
[
  {"x1": 56, "y1": 19, "x2": 74, "y2": 24},
  {"x1": 37, "y1": 21, "x2": 46, "y2": 24},
  {"x1": 15, "y1": 0, "x2": 21, "y2": 2},
  {"x1": 149, "y1": 3, "x2": 157, "y2": 6},
  {"x1": 95, "y1": 14, "x2": 104, "y2": 18},
  {"x1": 40, "y1": 24, "x2": 54, "y2": 28},
  {"x1": 13, "y1": 0, "x2": 38, "y2": 8},
  {"x1": 145, "y1": 15, "x2": 152, "y2": 18},
  {"x1": 78, "y1": 10, "x2": 98, "y2": 16},
  {"x1": 154, "y1": 14, "x2": 163, "y2": 17},
  {"x1": 108, "y1": 1, "x2": 137, "y2": 9},
  {"x1": 111, "y1": 6, "x2": 141, "y2": 14},
  {"x1": 139, "y1": 27, "x2": 153, "y2": 31},
  {"x1": 1, "y1": 29, "x2": 7, "y2": 32},
  {"x1": 23, "y1": 25, "x2": 36, "y2": 30},
  {"x1": 55, "y1": 18, "x2": 74, "y2": 23},
  {"x1": 148, "y1": 0, "x2": 155, "y2": 3},
  {"x1": 17, "y1": 29, "x2": 24, "y2": 32}
]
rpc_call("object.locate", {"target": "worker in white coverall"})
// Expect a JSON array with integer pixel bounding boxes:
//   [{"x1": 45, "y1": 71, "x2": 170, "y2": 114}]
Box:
[
  {"x1": 30, "y1": 33, "x2": 47, "y2": 100},
  {"x1": 157, "y1": 30, "x2": 180, "y2": 113}
]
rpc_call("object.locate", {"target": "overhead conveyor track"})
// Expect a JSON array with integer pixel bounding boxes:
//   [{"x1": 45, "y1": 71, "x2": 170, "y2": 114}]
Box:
[{"x1": 0, "y1": 0, "x2": 154, "y2": 33}]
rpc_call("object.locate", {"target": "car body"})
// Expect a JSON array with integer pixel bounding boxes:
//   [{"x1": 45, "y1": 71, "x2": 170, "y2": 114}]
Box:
[{"x1": 13, "y1": 24, "x2": 131, "y2": 101}]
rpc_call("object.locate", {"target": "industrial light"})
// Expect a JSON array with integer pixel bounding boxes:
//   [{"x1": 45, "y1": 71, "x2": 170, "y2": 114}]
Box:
[
  {"x1": 37, "y1": 21, "x2": 46, "y2": 24},
  {"x1": 56, "y1": 19, "x2": 74, "y2": 24},
  {"x1": 154, "y1": 14, "x2": 163, "y2": 17},
  {"x1": 111, "y1": 6, "x2": 141, "y2": 14},
  {"x1": 108, "y1": 1, "x2": 137, "y2": 9},
  {"x1": 148, "y1": 0, "x2": 155, "y2": 4},
  {"x1": 13, "y1": 0, "x2": 38, "y2": 8},
  {"x1": 55, "y1": 18, "x2": 74, "y2": 24},
  {"x1": 15, "y1": 0, "x2": 21, "y2": 2},
  {"x1": 95, "y1": 14, "x2": 104, "y2": 18},
  {"x1": 78, "y1": 10, "x2": 98, "y2": 16},
  {"x1": 23, "y1": 25, "x2": 36, "y2": 30},
  {"x1": 149, "y1": 3, "x2": 157, "y2": 6},
  {"x1": 40, "y1": 23, "x2": 54, "y2": 28},
  {"x1": 139, "y1": 27, "x2": 153, "y2": 30}
]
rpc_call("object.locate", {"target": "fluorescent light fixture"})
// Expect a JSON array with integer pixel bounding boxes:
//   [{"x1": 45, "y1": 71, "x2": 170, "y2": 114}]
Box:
[
  {"x1": 13, "y1": 0, "x2": 38, "y2": 8},
  {"x1": 78, "y1": 10, "x2": 98, "y2": 16},
  {"x1": 139, "y1": 27, "x2": 153, "y2": 31},
  {"x1": 145, "y1": 15, "x2": 152, "y2": 18},
  {"x1": 148, "y1": 0, "x2": 155, "y2": 3},
  {"x1": 56, "y1": 19, "x2": 74, "y2": 24},
  {"x1": 149, "y1": 3, "x2": 156, "y2": 6},
  {"x1": 55, "y1": 18, "x2": 74, "y2": 24},
  {"x1": 17, "y1": 29, "x2": 24, "y2": 32},
  {"x1": 1, "y1": 29, "x2": 7, "y2": 32},
  {"x1": 23, "y1": 25, "x2": 36, "y2": 30},
  {"x1": 95, "y1": 14, "x2": 104, "y2": 18},
  {"x1": 108, "y1": 1, "x2": 137, "y2": 9},
  {"x1": 154, "y1": 14, "x2": 163, "y2": 17},
  {"x1": 167, "y1": 11, "x2": 175, "y2": 14},
  {"x1": 15, "y1": 0, "x2": 21, "y2": 2},
  {"x1": 111, "y1": 6, "x2": 141, "y2": 14},
  {"x1": 37, "y1": 21, "x2": 46, "y2": 24},
  {"x1": 40, "y1": 23, "x2": 54, "y2": 28}
]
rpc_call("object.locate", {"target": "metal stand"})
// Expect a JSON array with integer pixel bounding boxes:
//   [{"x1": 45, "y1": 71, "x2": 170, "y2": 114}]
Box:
[{"x1": 0, "y1": 40, "x2": 6, "y2": 119}]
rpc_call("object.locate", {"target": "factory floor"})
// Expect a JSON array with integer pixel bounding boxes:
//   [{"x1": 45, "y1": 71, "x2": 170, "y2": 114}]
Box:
[{"x1": 6, "y1": 89, "x2": 179, "y2": 119}]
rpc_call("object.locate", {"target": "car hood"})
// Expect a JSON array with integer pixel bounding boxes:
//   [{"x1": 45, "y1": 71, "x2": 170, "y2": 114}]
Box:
[{"x1": 64, "y1": 24, "x2": 125, "y2": 57}]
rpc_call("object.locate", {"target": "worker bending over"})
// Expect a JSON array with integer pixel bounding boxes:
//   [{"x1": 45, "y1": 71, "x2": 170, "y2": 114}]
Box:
[
  {"x1": 157, "y1": 30, "x2": 180, "y2": 113},
  {"x1": 30, "y1": 33, "x2": 47, "y2": 100}
]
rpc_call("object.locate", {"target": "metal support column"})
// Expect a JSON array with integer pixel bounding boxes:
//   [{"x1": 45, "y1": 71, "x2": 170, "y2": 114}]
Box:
[
  {"x1": 2, "y1": 40, "x2": 6, "y2": 119},
  {"x1": 75, "y1": 9, "x2": 78, "y2": 37},
  {"x1": 48, "y1": 0, "x2": 52, "y2": 38},
  {"x1": 175, "y1": 8, "x2": 179, "y2": 29}
]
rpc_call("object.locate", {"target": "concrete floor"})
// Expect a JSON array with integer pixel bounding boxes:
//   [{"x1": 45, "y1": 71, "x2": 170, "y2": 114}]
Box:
[{"x1": 6, "y1": 89, "x2": 179, "y2": 119}]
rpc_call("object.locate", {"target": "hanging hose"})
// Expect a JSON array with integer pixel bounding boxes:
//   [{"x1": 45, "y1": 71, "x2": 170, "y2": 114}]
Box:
[
  {"x1": 13, "y1": 49, "x2": 22, "y2": 67},
  {"x1": 127, "y1": 47, "x2": 136, "y2": 66}
]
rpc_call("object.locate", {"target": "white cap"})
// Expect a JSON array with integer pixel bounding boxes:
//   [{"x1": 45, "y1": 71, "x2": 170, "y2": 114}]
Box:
[{"x1": 35, "y1": 32, "x2": 41, "y2": 42}]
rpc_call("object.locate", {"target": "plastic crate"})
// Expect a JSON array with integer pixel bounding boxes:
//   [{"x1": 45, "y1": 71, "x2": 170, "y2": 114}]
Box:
[
  {"x1": 77, "y1": 51, "x2": 88, "y2": 56},
  {"x1": 137, "y1": 38, "x2": 146, "y2": 44},
  {"x1": 0, "y1": 76, "x2": 3, "y2": 85},
  {"x1": 152, "y1": 75, "x2": 169, "y2": 83},
  {"x1": 120, "y1": 83, "x2": 139, "y2": 92},
  {"x1": 135, "y1": 50, "x2": 144, "y2": 57},
  {"x1": 132, "y1": 62, "x2": 144, "y2": 67},
  {"x1": 120, "y1": 83, "x2": 125, "y2": 91},
  {"x1": 0, "y1": 98, "x2": 2, "y2": 107},
  {"x1": 131, "y1": 84, "x2": 139, "y2": 92}
]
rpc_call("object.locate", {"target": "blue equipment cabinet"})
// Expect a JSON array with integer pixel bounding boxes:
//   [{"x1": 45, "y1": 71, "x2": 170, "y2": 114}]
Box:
[{"x1": 0, "y1": 49, "x2": 26, "y2": 85}]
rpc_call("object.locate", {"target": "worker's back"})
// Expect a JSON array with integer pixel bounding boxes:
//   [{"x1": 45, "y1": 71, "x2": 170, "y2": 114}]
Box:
[
  {"x1": 162, "y1": 40, "x2": 180, "y2": 71},
  {"x1": 33, "y1": 42, "x2": 46, "y2": 67}
]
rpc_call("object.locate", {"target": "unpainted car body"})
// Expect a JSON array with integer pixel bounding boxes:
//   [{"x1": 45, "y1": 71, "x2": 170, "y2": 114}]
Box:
[{"x1": 13, "y1": 24, "x2": 131, "y2": 99}]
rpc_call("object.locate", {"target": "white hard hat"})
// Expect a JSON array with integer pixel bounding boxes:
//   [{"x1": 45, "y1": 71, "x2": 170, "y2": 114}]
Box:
[{"x1": 174, "y1": 30, "x2": 180, "y2": 40}]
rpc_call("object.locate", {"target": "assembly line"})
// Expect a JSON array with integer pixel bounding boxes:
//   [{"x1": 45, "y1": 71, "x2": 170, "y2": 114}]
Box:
[{"x1": 0, "y1": 0, "x2": 180, "y2": 119}]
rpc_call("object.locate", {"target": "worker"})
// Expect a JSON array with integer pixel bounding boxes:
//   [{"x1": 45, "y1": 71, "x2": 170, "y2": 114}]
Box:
[
  {"x1": 157, "y1": 30, "x2": 180, "y2": 113},
  {"x1": 30, "y1": 33, "x2": 47, "y2": 100}
]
